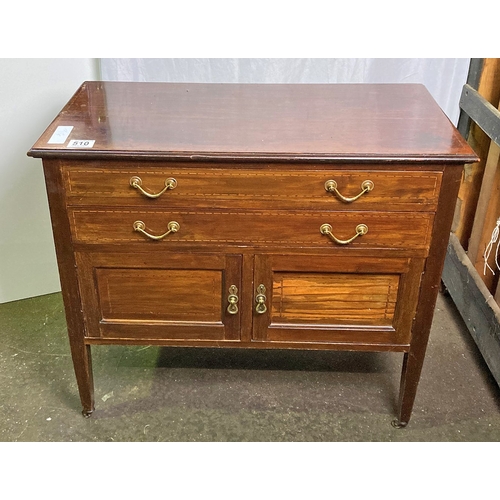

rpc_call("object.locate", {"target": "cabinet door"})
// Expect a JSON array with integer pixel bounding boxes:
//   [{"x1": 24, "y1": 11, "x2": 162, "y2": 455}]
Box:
[
  {"x1": 76, "y1": 252, "x2": 241, "y2": 341},
  {"x1": 252, "y1": 254, "x2": 425, "y2": 348}
]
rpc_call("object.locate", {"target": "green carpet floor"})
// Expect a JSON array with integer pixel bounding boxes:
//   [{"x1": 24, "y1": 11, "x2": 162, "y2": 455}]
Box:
[{"x1": 1, "y1": 291, "x2": 499, "y2": 442}]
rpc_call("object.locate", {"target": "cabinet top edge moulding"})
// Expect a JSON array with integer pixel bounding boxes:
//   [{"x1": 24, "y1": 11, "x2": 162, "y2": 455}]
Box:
[{"x1": 27, "y1": 81, "x2": 478, "y2": 164}]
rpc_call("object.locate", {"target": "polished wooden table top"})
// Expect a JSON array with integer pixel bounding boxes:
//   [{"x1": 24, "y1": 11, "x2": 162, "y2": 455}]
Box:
[{"x1": 28, "y1": 81, "x2": 477, "y2": 163}]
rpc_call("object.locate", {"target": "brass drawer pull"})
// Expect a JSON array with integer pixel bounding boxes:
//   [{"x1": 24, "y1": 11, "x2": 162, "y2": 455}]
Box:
[
  {"x1": 320, "y1": 223, "x2": 368, "y2": 245},
  {"x1": 325, "y1": 179, "x2": 374, "y2": 203},
  {"x1": 227, "y1": 285, "x2": 239, "y2": 315},
  {"x1": 255, "y1": 284, "x2": 267, "y2": 314},
  {"x1": 130, "y1": 176, "x2": 177, "y2": 199},
  {"x1": 133, "y1": 220, "x2": 180, "y2": 240}
]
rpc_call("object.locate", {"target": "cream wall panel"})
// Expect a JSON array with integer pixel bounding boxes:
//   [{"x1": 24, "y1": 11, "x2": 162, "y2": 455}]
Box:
[{"x1": 0, "y1": 58, "x2": 99, "y2": 303}]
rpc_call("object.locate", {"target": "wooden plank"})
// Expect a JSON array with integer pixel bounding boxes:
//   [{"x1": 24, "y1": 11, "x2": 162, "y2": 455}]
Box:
[
  {"x1": 469, "y1": 137, "x2": 500, "y2": 292},
  {"x1": 464, "y1": 66, "x2": 500, "y2": 293},
  {"x1": 442, "y1": 233, "x2": 500, "y2": 387},
  {"x1": 459, "y1": 85, "x2": 500, "y2": 147},
  {"x1": 454, "y1": 58, "x2": 500, "y2": 249},
  {"x1": 458, "y1": 59, "x2": 484, "y2": 139}
]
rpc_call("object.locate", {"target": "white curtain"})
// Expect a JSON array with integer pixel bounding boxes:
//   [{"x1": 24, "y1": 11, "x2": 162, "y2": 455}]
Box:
[{"x1": 100, "y1": 58, "x2": 470, "y2": 125}]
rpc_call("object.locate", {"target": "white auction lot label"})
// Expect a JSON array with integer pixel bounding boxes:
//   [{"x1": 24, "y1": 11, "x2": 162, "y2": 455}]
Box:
[
  {"x1": 47, "y1": 126, "x2": 74, "y2": 144},
  {"x1": 67, "y1": 139, "x2": 95, "y2": 148}
]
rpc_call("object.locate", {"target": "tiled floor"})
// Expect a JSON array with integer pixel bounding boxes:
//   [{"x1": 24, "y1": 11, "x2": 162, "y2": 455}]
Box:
[{"x1": 1, "y1": 291, "x2": 499, "y2": 441}]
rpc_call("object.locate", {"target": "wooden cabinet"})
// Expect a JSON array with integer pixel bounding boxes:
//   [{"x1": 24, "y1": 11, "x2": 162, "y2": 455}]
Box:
[{"x1": 28, "y1": 82, "x2": 477, "y2": 426}]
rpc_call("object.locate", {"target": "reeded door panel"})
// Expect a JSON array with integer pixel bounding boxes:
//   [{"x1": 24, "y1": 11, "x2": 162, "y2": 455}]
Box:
[
  {"x1": 252, "y1": 254, "x2": 425, "y2": 347},
  {"x1": 271, "y1": 272, "x2": 400, "y2": 326},
  {"x1": 76, "y1": 252, "x2": 241, "y2": 341}
]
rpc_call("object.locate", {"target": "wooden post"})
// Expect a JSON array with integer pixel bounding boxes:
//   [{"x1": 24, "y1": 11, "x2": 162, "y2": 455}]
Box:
[{"x1": 454, "y1": 59, "x2": 500, "y2": 250}]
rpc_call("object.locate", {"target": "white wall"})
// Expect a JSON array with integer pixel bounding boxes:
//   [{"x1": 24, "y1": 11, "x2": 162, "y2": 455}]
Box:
[
  {"x1": 0, "y1": 58, "x2": 99, "y2": 303},
  {"x1": 101, "y1": 58, "x2": 470, "y2": 125}
]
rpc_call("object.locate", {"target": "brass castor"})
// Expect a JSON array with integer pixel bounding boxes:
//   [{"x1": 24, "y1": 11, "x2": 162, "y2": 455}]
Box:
[{"x1": 391, "y1": 419, "x2": 408, "y2": 429}]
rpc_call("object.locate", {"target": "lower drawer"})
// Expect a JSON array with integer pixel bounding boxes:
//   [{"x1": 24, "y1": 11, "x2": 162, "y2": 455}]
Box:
[{"x1": 69, "y1": 208, "x2": 434, "y2": 251}]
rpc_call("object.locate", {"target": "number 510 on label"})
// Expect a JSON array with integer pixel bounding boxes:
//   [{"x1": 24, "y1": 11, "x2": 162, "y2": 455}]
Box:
[{"x1": 67, "y1": 139, "x2": 95, "y2": 148}]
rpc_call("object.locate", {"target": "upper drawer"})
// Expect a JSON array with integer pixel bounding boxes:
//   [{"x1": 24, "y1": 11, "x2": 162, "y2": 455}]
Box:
[{"x1": 62, "y1": 164, "x2": 442, "y2": 211}]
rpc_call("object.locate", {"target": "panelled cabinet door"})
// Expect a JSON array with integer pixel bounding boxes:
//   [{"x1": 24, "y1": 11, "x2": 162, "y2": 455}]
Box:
[
  {"x1": 252, "y1": 254, "x2": 425, "y2": 348},
  {"x1": 76, "y1": 252, "x2": 242, "y2": 341}
]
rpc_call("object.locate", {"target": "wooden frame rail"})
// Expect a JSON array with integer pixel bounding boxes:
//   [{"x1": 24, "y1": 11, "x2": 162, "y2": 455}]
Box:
[{"x1": 443, "y1": 58, "x2": 500, "y2": 386}]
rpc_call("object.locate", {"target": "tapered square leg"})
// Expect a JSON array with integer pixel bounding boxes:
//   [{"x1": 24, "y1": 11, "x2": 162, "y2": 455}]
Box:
[
  {"x1": 68, "y1": 342, "x2": 94, "y2": 417},
  {"x1": 393, "y1": 353, "x2": 418, "y2": 428}
]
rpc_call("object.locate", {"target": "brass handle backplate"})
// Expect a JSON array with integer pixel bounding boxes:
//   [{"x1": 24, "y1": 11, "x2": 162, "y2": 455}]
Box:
[
  {"x1": 325, "y1": 179, "x2": 374, "y2": 203},
  {"x1": 133, "y1": 220, "x2": 180, "y2": 240},
  {"x1": 130, "y1": 176, "x2": 177, "y2": 199},
  {"x1": 320, "y1": 223, "x2": 368, "y2": 245},
  {"x1": 227, "y1": 285, "x2": 239, "y2": 315},
  {"x1": 255, "y1": 284, "x2": 267, "y2": 314}
]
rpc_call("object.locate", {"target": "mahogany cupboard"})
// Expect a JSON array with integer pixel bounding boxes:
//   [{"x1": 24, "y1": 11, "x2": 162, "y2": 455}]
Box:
[{"x1": 28, "y1": 82, "x2": 477, "y2": 426}]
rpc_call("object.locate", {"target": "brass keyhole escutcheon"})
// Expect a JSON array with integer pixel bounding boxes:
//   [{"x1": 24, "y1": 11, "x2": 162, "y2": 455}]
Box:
[
  {"x1": 255, "y1": 284, "x2": 267, "y2": 314},
  {"x1": 227, "y1": 285, "x2": 239, "y2": 315}
]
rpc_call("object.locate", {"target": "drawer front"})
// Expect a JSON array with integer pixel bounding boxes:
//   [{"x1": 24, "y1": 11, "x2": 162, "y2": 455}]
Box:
[
  {"x1": 63, "y1": 164, "x2": 442, "y2": 211},
  {"x1": 69, "y1": 208, "x2": 434, "y2": 251}
]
